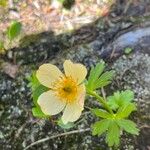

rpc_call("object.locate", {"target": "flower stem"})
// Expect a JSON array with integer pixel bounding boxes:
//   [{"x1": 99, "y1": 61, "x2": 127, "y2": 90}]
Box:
[{"x1": 87, "y1": 90, "x2": 113, "y2": 114}]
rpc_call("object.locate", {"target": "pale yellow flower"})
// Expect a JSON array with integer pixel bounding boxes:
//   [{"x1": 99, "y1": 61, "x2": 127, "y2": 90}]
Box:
[{"x1": 36, "y1": 60, "x2": 87, "y2": 124}]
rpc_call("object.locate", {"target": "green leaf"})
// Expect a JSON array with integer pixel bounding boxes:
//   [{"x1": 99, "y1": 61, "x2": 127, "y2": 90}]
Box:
[
  {"x1": 116, "y1": 103, "x2": 137, "y2": 118},
  {"x1": 0, "y1": 41, "x2": 5, "y2": 53},
  {"x1": 57, "y1": 119, "x2": 75, "y2": 129},
  {"x1": 124, "y1": 47, "x2": 133, "y2": 54},
  {"x1": 107, "y1": 90, "x2": 134, "y2": 110},
  {"x1": 106, "y1": 121, "x2": 120, "y2": 147},
  {"x1": 86, "y1": 61, "x2": 114, "y2": 91},
  {"x1": 32, "y1": 107, "x2": 49, "y2": 118},
  {"x1": 0, "y1": 0, "x2": 7, "y2": 7},
  {"x1": 87, "y1": 61, "x2": 105, "y2": 90},
  {"x1": 7, "y1": 21, "x2": 22, "y2": 41},
  {"x1": 0, "y1": 41, "x2": 4, "y2": 48},
  {"x1": 92, "y1": 119, "x2": 111, "y2": 136},
  {"x1": 27, "y1": 72, "x2": 41, "y2": 90},
  {"x1": 28, "y1": 72, "x2": 48, "y2": 106},
  {"x1": 58, "y1": 0, "x2": 65, "y2": 3},
  {"x1": 121, "y1": 90, "x2": 134, "y2": 102},
  {"x1": 92, "y1": 108, "x2": 112, "y2": 119},
  {"x1": 107, "y1": 91, "x2": 121, "y2": 110},
  {"x1": 28, "y1": 72, "x2": 49, "y2": 119},
  {"x1": 94, "y1": 70, "x2": 114, "y2": 90},
  {"x1": 32, "y1": 84, "x2": 48, "y2": 106},
  {"x1": 116, "y1": 119, "x2": 139, "y2": 135}
]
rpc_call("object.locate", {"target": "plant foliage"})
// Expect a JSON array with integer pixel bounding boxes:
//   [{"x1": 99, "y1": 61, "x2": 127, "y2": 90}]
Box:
[
  {"x1": 87, "y1": 62, "x2": 139, "y2": 147},
  {"x1": 30, "y1": 60, "x2": 139, "y2": 148},
  {"x1": 91, "y1": 89, "x2": 139, "y2": 147},
  {"x1": 28, "y1": 72, "x2": 49, "y2": 118},
  {"x1": 107, "y1": 90, "x2": 134, "y2": 110},
  {"x1": 86, "y1": 61, "x2": 115, "y2": 91},
  {"x1": 57, "y1": 119, "x2": 75, "y2": 129},
  {"x1": 7, "y1": 21, "x2": 22, "y2": 41}
]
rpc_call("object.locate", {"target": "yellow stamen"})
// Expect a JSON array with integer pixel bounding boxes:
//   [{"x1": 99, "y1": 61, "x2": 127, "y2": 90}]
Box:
[{"x1": 53, "y1": 76, "x2": 78, "y2": 103}]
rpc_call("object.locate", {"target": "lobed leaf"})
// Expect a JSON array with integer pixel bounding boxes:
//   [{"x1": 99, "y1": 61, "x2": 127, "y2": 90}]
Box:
[
  {"x1": 116, "y1": 103, "x2": 136, "y2": 118},
  {"x1": 116, "y1": 119, "x2": 139, "y2": 135},
  {"x1": 92, "y1": 119, "x2": 111, "y2": 136},
  {"x1": 92, "y1": 108, "x2": 112, "y2": 119},
  {"x1": 107, "y1": 90, "x2": 134, "y2": 110},
  {"x1": 86, "y1": 61, "x2": 114, "y2": 91},
  {"x1": 94, "y1": 70, "x2": 114, "y2": 90},
  {"x1": 106, "y1": 121, "x2": 120, "y2": 147},
  {"x1": 87, "y1": 61, "x2": 105, "y2": 90},
  {"x1": 120, "y1": 90, "x2": 134, "y2": 102}
]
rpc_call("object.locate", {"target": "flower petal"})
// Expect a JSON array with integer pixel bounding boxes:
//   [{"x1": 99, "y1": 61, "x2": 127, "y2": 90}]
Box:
[
  {"x1": 38, "y1": 91, "x2": 66, "y2": 115},
  {"x1": 63, "y1": 60, "x2": 87, "y2": 84},
  {"x1": 62, "y1": 84, "x2": 86, "y2": 124},
  {"x1": 77, "y1": 84, "x2": 86, "y2": 108},
  {"x1": 36, "y1": 64, "x2": 63, "y2": 88},
  {"x1": 62, "y1": 102, "x2": 82, "y2": 124}
]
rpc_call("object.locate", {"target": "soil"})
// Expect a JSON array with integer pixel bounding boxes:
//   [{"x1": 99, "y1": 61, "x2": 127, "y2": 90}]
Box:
[{"x1": 0, "y1": 0, "x2": 150, "y2": 150}]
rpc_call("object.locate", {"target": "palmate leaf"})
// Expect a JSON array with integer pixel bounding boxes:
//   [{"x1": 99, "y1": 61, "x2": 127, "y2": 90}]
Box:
[
  {"x1": 107, "y1": 91, "x2": 120, "y2": 110},
  {"x1": 92, "y1": 108, "x2": 112, "y2": 119},
  {"x1": 116, "y1": 119, "x2": 139, "y2": 135},
  {"x1": 86, "y1": 61, "x2": 114, "y2": 91},
  {"x1": 107, "y1": 90, "x2": 134, "y2": 110},
  {"x1": 94, "y1": 70, "x2": 114, "y2": 90},
  {"x1": 92, "y1": 118, "x2": 139, "y2": 147},
  {"x1": 87, "y1": 61, "x2": 105, "y2": 90},
  {"x1": 116, "y1": 103, "x2": 137, "y2": 119},
  {"x1": 121, "y1": 90, "x2": 134, "y2": 102},
  {"x1": 92, "y1": 119, "x2": 111, "y2": 136},
  {"x1": 106, "y1": 121, "x2": 120, "y2": 147}
]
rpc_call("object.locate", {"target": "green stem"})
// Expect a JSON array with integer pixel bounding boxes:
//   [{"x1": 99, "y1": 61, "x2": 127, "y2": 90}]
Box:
[{"x1": 87, "y1": 90, "x2": 113, "y2": 114}]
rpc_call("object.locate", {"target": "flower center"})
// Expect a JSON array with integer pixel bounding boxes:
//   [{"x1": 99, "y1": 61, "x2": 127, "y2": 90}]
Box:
[{"x1": 54, "y1": 76, "x2": 78, "y2": 103}]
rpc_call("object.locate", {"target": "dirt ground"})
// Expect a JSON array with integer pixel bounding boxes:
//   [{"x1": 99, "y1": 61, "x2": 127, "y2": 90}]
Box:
[{"x1": 0, "y1": 0, "x2": 150, "y2": 150}]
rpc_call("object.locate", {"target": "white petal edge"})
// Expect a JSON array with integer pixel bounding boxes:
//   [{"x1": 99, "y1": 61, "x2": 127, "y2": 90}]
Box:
[
  {"x1": 38, "y1": 90, "x2": 66, "y2": 115},
  {"x1": 36, "y1": 63, "x2": 63, "y2": 88}
]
